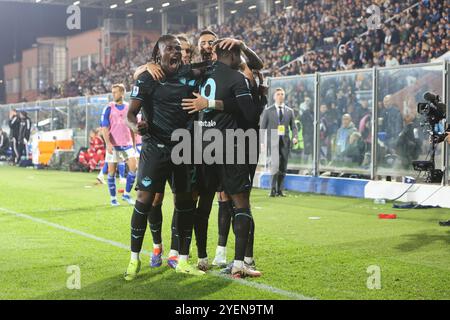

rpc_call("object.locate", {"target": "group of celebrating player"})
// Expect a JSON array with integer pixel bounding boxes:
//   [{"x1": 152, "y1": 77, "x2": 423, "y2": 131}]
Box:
[{"x1": 100, "y1": 30, "x2": 268, "y2": 280}]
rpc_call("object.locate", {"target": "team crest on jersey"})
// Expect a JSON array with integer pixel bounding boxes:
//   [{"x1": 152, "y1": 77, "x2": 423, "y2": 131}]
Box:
[{"x1": 132, "y1": 86, "x2": 139, "y2": 97}]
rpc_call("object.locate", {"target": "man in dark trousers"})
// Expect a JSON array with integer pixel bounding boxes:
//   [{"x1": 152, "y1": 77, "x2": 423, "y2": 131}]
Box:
[
  {"x1": 17, "y1": 111, "x2": 32, "y2": 164},
  {"x1": 261, "y1": 88, "x2": 299, "y2": 197},
  {"x1": 8, "y1": 109, "x2": 20, "y2": 164}
]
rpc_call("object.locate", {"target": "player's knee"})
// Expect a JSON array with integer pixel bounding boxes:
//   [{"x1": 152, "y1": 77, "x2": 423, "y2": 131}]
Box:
[
  {"x1": 127, "y1": 158, "x2": 137, "y2": 171},
  {"x1": 134, "y1": 199, "x2": 152, "y2": 216},
  {"x1": 137, "y1": 190, "x2": 154, "y2": 206},
  {"x1": 232, "y1": 196, "x2": 250, "y2": 210},
  {"x1": 108, "y1": 164, "x2": 117, "y2": 176}
]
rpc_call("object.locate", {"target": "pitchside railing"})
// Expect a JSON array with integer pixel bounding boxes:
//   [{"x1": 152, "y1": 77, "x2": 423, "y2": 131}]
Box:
[{"x1": 0, "y1": 61, "x2": 449, "y2": 183}]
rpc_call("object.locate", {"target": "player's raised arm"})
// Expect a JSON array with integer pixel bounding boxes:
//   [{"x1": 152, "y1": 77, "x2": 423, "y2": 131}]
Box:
[{"x1": 218, "y1": 38, "x2": 263, "y2": 71}]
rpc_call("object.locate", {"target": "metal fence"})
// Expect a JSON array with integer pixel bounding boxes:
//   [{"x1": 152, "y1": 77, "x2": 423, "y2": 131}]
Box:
[
  {"x1": 0, "y1": 61, "x2": 449, "y2": 183},
  {"x1": 267, "y1": 61, "x2": 449, "y2": 184}
]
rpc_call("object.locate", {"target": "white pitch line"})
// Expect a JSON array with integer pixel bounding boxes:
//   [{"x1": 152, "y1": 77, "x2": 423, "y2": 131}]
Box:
[{"x1": 0, "y1": 207, "x2": 315, "y2": 300}]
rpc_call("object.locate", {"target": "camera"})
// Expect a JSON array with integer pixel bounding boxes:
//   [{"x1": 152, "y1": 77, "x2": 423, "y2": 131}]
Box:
[
  {"x1": 413, "y1": 92, "x2": 447, "y2": 183},
  {"x1": 417, "y1": 92, "x2": 447, "y2": 139}
]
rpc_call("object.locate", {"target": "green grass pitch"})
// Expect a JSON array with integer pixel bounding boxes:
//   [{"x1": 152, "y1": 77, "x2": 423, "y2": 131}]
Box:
[{"x1": 0, "y1": 166, "x2": 449, "y2": 300}]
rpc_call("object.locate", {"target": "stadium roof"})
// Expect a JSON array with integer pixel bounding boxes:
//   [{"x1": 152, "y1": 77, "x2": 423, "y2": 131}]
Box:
[{"x1": 9, "y1": 0, "x2": 233, "y2": 12}]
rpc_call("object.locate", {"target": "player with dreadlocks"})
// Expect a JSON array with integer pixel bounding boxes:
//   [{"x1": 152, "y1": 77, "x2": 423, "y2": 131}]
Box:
[
  {"x1": 132, "y1": 35, "x2": 198, "y2": 270},
  {"x1": 134, "y1": 31, "x2": 264, "y2": 273},
  {"x1": 124, "y1": 34, "x2": 204, "y2": 280}
]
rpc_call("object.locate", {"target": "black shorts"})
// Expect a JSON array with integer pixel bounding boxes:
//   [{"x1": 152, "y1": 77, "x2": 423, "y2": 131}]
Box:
[
  {"x1": 197, "y1": 162, "x2": 252, "y2": 195},
  {"x1": 196, "y1": 134, "x2": 255, "y2": 195},
  {"x1": 136, "y1": 143, "x2": 195, "y2": 194}
]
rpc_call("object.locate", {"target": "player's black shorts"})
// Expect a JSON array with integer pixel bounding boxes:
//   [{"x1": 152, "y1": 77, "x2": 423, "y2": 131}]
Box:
[
  {"x1": 197, "y1": 162, "x2": 252, "y2": 196},
  {"x1": 136, "y1": 142, "x2": 195, "y2": 194}
]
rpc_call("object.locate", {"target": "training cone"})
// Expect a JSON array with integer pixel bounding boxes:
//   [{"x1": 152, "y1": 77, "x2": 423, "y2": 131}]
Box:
[{"x1": 118, "y1": 189, "x2": 125, "y2": 194}]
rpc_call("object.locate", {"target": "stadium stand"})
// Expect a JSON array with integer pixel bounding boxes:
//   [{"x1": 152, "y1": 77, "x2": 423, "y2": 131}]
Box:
[{"x1": 11, "y1": 0, "x2": 450, "y2": 101}]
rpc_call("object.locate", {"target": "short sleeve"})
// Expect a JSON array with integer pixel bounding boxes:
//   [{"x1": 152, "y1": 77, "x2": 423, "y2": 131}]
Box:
[{"x1": 130, "y1": 71, "x2": 157, "y2": 101}]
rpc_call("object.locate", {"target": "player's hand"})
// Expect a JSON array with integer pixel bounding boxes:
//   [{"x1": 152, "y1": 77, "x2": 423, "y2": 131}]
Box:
[
  {"x1": 9, "y1": 110, "x2": 16, "y2": 118},
  {"x1": 219, "y1": 38, "x2": 242, "y2": 51},
  {"x1": 146, "y1": 63, "x2": 165, "y2": 82},
  {"x1": 182, "y1": 93, "x2": 208, "y2": 114},
  {"x1": 106, "y1": 144, "x2": 113, "y2": 154},
  {"x1": 293, "y1": 138, "x2": 298, "y2": 145},
  {"x1": 137, "y1": 121, "x2": 149, "y2": 135}
]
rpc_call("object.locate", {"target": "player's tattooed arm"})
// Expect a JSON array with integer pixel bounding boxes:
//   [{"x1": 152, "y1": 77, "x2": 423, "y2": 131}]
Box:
[{"x1": 218, "y1": 38, "x2": 264, "y2": 71}]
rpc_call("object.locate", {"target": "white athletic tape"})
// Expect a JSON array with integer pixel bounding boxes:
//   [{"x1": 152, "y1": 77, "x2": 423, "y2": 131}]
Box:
[{"x1": 0, "y1": 207, "x2": 315, "y2": 300}]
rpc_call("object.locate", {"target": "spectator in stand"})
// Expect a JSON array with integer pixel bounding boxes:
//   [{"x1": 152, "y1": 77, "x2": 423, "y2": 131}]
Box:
[
  {"x1": 335, "y1": 114, "x2": 357, "y2": 162},
  {"x1": 342, "y1": 131, "x2": 366, "y2": 166}
]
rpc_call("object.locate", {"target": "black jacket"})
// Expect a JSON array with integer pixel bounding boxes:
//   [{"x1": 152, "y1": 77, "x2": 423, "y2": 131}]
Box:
[
  {"x1": 18, "y1": 117, "x2": 32, "y2": 141},
  {"x1": 8, "y1": 115, "x2": 20, "y2": 139}
]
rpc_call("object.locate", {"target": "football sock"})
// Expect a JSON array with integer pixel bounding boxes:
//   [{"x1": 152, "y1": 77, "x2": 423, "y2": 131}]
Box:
[
  {"x1": 170, "y1": 208, "x2": 179, "y2": 254},
  {"x1": 175, "y1": 200, "x2": 196, "y2": 256},
  {"x1": 131, "y1": 252, "x2": 139, "y2": 261},
  {"x1": 245, "y1": 217, "x2": 255, "y2": 259},
  {"x1": 148, "y1": 204, "x2": 163, "y2": 245},
  {"x1": 130, "y1": 201, "x2": 151, "y2": 253},
  {"x1": 118, "y1": 162, "x2": 126, "y2": 179},
  {"x1": 218, "y1": 200, "x2": 233, "y2": 247},
  {"x1": 125, "y1": 171, "x2": 136, "y2": 194},
  {"x1": 233, "y1": 208, "x2": 253, "y2": 261},
  {"x1": 194, "y1": 195, "x2": 214, "y2": 259},
  {"x1": 107, "y1": 174, "x2": 116, "y2": 198}
]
